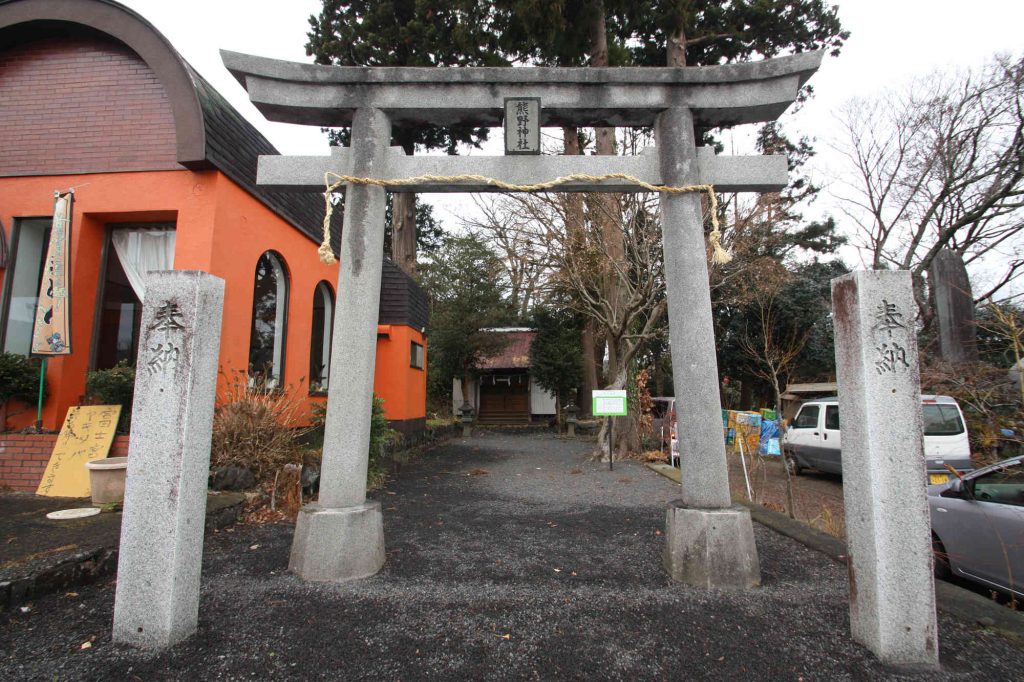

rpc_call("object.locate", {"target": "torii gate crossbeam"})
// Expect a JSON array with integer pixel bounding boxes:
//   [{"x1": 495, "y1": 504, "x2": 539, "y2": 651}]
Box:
[{"x1": 222, "y1": 50, "x2": 823, "y2": 588}]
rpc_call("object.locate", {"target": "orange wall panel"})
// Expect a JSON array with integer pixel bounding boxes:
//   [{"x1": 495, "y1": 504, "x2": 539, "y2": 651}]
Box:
[
  {"x1": 0, "y1": 170, "x2": 426, "y2": 432},
  {"x1": 373, "y1": 325, "x2": 427, "y2": 422}
]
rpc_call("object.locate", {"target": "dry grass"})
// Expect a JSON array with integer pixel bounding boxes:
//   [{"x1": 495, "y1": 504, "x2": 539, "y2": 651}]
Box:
[
  {"x1": 211, "y1": 371, "x2": 311, "y2": 483},
  {"x1": 809, "y1": 505, "x2": 845, "y2": 538}
]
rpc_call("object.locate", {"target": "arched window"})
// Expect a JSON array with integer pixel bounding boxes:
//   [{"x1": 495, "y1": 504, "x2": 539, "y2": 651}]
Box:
[
  {"x1": 248, "y1": 251, "x2": 288, "y2": 389},
  {"x1": 309, "y1": 281, "x2": 334, "y2": 393}
]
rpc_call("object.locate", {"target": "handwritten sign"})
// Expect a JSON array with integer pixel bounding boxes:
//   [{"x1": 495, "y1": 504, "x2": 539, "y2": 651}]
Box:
[
  {"x1": 36, "y1": 405, "x2": 122, "y2": 497},
  {"x1": 592, "y1": 389, "x2": 628, "y2": 417},
  {"x1": 504, "y1": 98, "x2": 541, "y2": 155}
]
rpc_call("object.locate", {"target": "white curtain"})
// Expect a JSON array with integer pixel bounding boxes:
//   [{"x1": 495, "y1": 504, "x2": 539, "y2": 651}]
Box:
[{"x1": 111, "y1": 229, "x2": 176, "y2": 303}]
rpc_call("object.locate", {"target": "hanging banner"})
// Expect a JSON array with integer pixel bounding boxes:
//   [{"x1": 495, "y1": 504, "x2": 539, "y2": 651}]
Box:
[{"x1": 30, "y1": 191, "x2": 73, "y2": 355}]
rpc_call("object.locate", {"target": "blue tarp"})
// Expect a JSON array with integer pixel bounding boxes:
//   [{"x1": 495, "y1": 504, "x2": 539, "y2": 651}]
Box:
[{"x1": 759, "y1": 419, "x2": 781, "y2": 456}]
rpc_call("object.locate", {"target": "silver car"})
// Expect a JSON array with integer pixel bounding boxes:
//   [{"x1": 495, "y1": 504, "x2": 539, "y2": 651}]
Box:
[{"x1": 929, "y1": 455, "x2": 1024, "y2": 598}]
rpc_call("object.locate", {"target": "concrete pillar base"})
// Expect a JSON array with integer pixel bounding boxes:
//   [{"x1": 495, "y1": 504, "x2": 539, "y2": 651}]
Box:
[
  {"x1": 663, "y1": 503, "x2": 761, "y2": 589},
  {"x1": 289, "y1": 501, "x2": 385, "y2": 582}
]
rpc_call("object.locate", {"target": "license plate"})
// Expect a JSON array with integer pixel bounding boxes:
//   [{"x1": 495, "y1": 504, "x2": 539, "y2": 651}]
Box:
[{"x1": 929, "y1": 473, "x2": 949, "y2": 485}]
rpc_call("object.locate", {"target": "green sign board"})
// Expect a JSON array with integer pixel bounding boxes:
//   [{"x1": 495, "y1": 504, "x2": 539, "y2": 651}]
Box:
[{"x1": 592, "y1": 389, "x2": 628, "y2": 417}]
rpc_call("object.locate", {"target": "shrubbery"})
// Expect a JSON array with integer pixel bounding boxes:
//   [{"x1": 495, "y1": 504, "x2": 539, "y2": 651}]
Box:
[
  {"x1": 85, "y1": 361, "x2": 135, "y2": 433},
  {"x1": 310, "y1": 394, "x2": 395, "y2": 487},
  {"x1": 0, "y1": 352, "x2": 45, "y2": 429}
]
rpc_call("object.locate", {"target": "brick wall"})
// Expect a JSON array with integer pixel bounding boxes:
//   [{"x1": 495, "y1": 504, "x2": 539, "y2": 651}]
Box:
[
  {"x1": 0, "y1": 434, "x2": 130, "y2": 492},
  {"x1": 0, "y1": 35, "x2": 179, "y2": 176}
]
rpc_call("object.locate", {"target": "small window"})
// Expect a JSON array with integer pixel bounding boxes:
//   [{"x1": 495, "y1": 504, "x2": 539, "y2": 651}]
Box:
[
  {"x1": 309, "y1": 281, "x2": 334, "y2": 392},
  {"x1": 972, "y1": 461, "x2": 1024, "y2": 507},
  {"x1": 793, "y1": 405, "x2": 820, "y2": 429},
  {"x1": 410, "y1": 341, "x2": 424, "y2": 369},
  {"x1": 1, "y1": 218, "x2": 50, "y2": 355},
  {"x1": 248, "y1": 251, "x2": 288, "y2": 390},
  {"x1": 825, "y1": 405, "x2": 840, "y2": 431},
  {"x1": 922, "y1": 404, "x2": 965, "y2": 436}
]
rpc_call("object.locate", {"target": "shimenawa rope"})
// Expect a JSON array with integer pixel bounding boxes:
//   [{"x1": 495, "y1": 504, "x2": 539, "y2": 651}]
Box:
[{"x1": 318, "y1": 171, "x2": 731, "y2": 266}]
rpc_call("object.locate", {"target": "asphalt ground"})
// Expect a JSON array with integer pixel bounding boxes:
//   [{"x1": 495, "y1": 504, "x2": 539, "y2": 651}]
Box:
[{"x1": 2, "y1": 431, "x2": 1022, "y2": 680}]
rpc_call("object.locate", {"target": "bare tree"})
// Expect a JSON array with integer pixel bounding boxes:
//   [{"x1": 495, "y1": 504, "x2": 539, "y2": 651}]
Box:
[
  {"x1": 833, "y1": 54, "x2": 1024, "y2": 321},
  {"x1": 464, "y1": 196, "x2": 555, "y2": 319},
  {"x1": 737, "y1": 288, "x2": 809, "y2": 419}
]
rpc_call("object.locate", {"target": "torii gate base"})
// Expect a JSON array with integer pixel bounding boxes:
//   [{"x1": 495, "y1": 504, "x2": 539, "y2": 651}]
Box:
[
  {"x1": 290, "y1": 502, "x2": 385, "y2": 581},
  {"x1": 223, "y1": 50, "x2": 824, "y2": 590},
  {"x1": 663, "y1": 506, "x2": 759, "y2": 588}
]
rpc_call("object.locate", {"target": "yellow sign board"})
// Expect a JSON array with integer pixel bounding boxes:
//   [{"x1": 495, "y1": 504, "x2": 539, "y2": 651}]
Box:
[{"x1": 36, "y1": 405, "x2": 123, "y2": 497}]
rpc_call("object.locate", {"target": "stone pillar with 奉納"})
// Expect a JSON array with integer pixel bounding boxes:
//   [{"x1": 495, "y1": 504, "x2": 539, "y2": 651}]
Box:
[
  {"x1": 112, "y1": 271, "x2": 224, "y2": 649},
  {"x1": 288, "y1": 107, "x2": 389, "y2": 582},
  {"x1": 831, "y1": 270, "x2": 939, "y2": 668},
  {"x1": 656, "y1": 107, "x2": 760, "y2": 589}
]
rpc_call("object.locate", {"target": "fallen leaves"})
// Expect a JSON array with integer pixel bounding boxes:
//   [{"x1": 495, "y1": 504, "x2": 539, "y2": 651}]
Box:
[{"x1": 469, "y1": 468, "x2": 489, "y2": 476}]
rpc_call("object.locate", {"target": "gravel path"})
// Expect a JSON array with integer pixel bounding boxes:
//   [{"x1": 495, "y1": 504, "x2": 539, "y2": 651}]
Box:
[{"x1": 2, "y1": 431, "x2": 1021, "y2": 680}]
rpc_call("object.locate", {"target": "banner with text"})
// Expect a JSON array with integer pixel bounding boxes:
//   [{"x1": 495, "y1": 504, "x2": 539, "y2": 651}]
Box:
[{"x1": 30, "y1": 191, "x2": 73, "y2": 356}]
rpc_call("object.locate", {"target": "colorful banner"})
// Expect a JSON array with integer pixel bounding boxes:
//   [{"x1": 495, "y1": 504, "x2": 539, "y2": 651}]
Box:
[{"x1": 30, "y1": 192, "x2": 72, "y2": 355}]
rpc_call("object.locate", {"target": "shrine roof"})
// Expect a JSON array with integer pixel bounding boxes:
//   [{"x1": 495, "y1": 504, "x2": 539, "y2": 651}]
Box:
[{"x1": 477, "y1": 330, "x2": 536, "y2": 371}]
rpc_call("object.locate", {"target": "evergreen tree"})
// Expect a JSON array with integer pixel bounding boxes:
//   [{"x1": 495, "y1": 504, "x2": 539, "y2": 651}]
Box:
[
  {"x1": 625, "y1": 1, "x2": 847, "y2": 68},
  {"x1": 418, "y1": 234, "x2": 512, "y2": 406},
  {"x1": 529, "y1": 306, "x2": 584, "y2": 421},
  {"x1": 307, "y1": 0, "x2": 507, "y2": 153},
  {"x1": 307, "y1": 1, "x2": 508, "y2": 275}
]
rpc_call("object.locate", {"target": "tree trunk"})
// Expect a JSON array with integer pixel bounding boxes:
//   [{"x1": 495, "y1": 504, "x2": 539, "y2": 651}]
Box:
[
  {"x1": 460, "y1": 371, "x2": 471, "y2": 411},
  {"x1": 581, "y1": 322, "x2": 599, "y2": 417},
  {"x1": 391, "y1": 137, "x2": 418, "y2": 277},
  {"x1": 653, "y1": 351, "x2": 666, "y2": 397},
  {"x1": 563, "y1": 125, "x2": 600, "y2": 418},
  {"x1": 593, "y1": 351, "x2": 641, "y2": 460},
  {"x1": 587, "y1": 3, "x2": 626, "y2": 381},
  {"x1": 668, "y1": 23, "x2": 688, "y2": 67},
  {"x1": 391, "y1": 192, "x2": 417, "y2": 276},
  {"x1": 739, "y1": 380, "x2": 753, "y2": 412}
]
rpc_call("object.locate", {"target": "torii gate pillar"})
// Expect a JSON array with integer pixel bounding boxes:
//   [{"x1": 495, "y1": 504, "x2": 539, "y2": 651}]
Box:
[
  {"x1": 289, "y1": 107, "x2": 391, "y2": 581},
  {"x1": 657, "y1": 108, "x2": 759, "y2": 588}
]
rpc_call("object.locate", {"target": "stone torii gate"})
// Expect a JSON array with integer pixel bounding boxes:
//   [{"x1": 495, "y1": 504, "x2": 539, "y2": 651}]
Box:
[{"x1": 222, "y1": 50, "x2": 823, "y2": 588}]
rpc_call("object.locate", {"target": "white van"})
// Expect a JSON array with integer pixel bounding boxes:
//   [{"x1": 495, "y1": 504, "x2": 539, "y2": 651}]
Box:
[{"x1": 783, "y1": 395, "x2": 972, "y2": 484}]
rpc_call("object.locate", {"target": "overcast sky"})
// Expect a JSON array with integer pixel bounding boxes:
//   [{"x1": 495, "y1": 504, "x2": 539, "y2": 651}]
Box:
[{"x1": 119, "y1": 0, "x2": 1024, "y2": 286}]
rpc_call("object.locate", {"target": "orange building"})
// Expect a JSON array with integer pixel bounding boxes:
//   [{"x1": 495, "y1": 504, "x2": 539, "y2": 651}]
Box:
[{"x1": 0, "y1": 0, "x2": 427, "y2": 440}]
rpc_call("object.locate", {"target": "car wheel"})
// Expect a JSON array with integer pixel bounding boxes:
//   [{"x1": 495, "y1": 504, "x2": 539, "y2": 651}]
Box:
[
  {"x1": 932, "y1": 533, "x2": 952, "y2": 580},
  {"x1": 784, "y1": 452, "x2": 802, "y2": 477}
]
